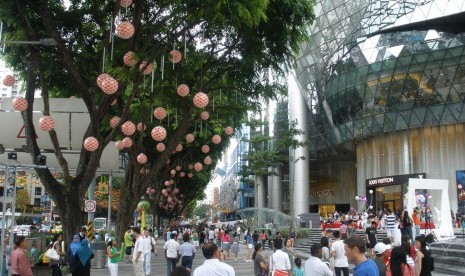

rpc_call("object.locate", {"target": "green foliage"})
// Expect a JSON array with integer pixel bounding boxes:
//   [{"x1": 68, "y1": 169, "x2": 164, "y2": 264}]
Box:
[{"x1": 193, "y1": 204, "x2": 212, "y2": 220}]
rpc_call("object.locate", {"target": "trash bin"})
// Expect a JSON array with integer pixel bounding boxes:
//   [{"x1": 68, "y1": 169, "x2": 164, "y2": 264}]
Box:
[{"x1": 90, "y1": 242, "x2": 107, "y2": 269}]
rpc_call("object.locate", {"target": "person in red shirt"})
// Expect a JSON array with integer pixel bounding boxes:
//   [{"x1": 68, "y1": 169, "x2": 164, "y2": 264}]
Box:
[{"x1": 9, "y1": 236, "x2": 33, "y2": 276}]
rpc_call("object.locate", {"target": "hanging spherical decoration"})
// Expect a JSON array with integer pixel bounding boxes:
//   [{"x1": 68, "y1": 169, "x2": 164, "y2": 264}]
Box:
[
  {"x1": 137, "y1": 153, "x2": 147, "y2": 164},
  {"x1": 3, "y1": 75, "x2": 15, "y2": 87},
  {"x1": 169, "y1": 50, "x2": 182, "y2": 63},
  {"x1": 180, "y1": 172, "x2": 186, "y2": 178},
  {"x1": 224, "y1": 126, "x2": 234, "y2": 136},
  {"x1": 188, "y1": 173, "x2": 193, "y2": 178},
  {"x1": 153, "y1": 107, "x2": 167, "y2": 120},
  {"x1": 185, "y1": 133, "x2": 195, "y2": 143},
  {"x1": 166, "y1": 159, "x2": 171, "y2": 164},
  {"x1": 200, "y1": 111, "x2": 210, "y2": 121},
  {"x1": 39, "y1": 116, "x2": 55, "y2": 131},
  {"x1": 194, "y1": 162, "x2": 203, "y2": 172},
  {"x1": 100, "y1": 77, "x2": 119, "y2": 94},
  {"x1": 139, "y1": 61, "x2": 154, "y2": 75},
  {"x1": 188, "y1": 164, "x2": 194, "y2": 170},
  {"x1": 96, "y1": 73, "x2": 110, "y2": 88},
  {"x1": 12, "y1": 97, "x2": 28, "y2": 112},
  {"x1": 123, "y1": 51, "x2": 138, "y2": 66},
  {"x1": 176, "y1": 144, "x2": 183, "y2": 152},
  {"x1": 122, "y1": 137, "x2": 133, "y2": 148},
  {"x1": 204, "y1": 156, "x2": 212, "y2": 165},
  {"x1": 83, "y1": 137, "x2": 99, "y2": 152},
  {"x1": 212, "y1": 134, "x2": 222, "y2": 144},
  {"x1": 151, "y1": 126, "x2": 167, "y2": 141},
  {"x1": 121, "y1": 121, "x2": 136, "y2": 136},
  {"x1": 164, "y1": 181, "x2": 170, "y2": 187},
  {"x1": 110, "y1": 116, "x2": 120, "y2": 129},
  {"x1": 162, "y1": 189, "x2": 168, "y2": 195},
  {"x1": 170, "y1": 169, "x2": 176, "y2": 175},
  {"x1": 119, "y1": 0, "x2": 133, "y2": 8},
  {"x1": 175, "y1": 165, "x2": 182, "y2": 171},
  {"x1": 173, "y1": 188, "x2": 179, "y2": 194},
  {"x1": 193, "y1": 92, "x2": 209, "y2": 108},
  {"x1": 136, "y1": 123, "x2": 146, "y2": 132},
  {"x1": 150, "y1": 188, "x2": 155, "y2": 194},
  {"x1": 167, "y1": 197, "x2": 173, "y2": 203},
  {"x1": 115, "y1": 140, "x2": 124, "y2": 150},
  {"x1": 156, "y1": 143, "x2": 166, "y2": 152},
  {"x1": 177, "y1": 84, "x2": 190, "y2": 97},
  {"x1": 116, "y1": 21, "x2": 135, "y2": 39},
  {"x1": 201, "y1": 145, "x2": 210, "y2": 153}
]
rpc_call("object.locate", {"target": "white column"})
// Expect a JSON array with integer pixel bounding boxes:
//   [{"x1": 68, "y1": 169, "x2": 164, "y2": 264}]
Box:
[
  {"x1": 272, "y1": 166, "x2": 283, "y2": 211},
  {"x1": 267, "y1": 168, "x2": 273, "y2": 208},
  {"x1": 288, "y1": 72, "x2": 310, "y2": 218},
  {"x1": 255, "y1": 175, "x2": 265, "y2": 208}
]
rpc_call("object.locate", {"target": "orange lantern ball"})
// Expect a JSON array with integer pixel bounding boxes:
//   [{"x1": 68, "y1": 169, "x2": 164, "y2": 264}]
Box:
[
  {"x1": 153, "y1": 107, "x2": 167, "y2": 120},
  {"x1": 137, "y1": 153, "x2": 147, "y2": 164},
  {"x1": 119, "y1": 0, "x2": 133, "y2": 8},
  {"x1": 122, "y1": 137, "x2": 133, "y2": 148},
  {"x1": 139, "y1": 61, "x2": 153, "y2": 75},
  {"x1": 12, "y1": 97, "x2": 28, "y2": 112},
  {"x1": 3, "y1": 75, "x2": 15, "y2": 87},
  {"x1": 200, "y1": 111, "x2": 210, "y2": 121},
  {"x1": 212, "y1": 134, "x2": 221, "y2": 144},
  {"x1": 83, "y1": 137, "x2": 99, "y2": 152},
  {"x1": 194, "y1": 162, "x2": 203, "y2": 172},
  {"x1": 123, "y1": 51, "x2": 138, "y2": 66},
  {"x1": 121, "y1": 121, "x2": 136, "y2": 136},
  {"x1": 116, "y1": 21, "x2": 135, "y2": 39},
  {"x1": 100, "y1": 77, "x2": 119, "y2": 94},
  {"x1": 115, "y1": 140, "x2": 124, "y2": 150},
  {"x1": 186, "y1": 133, "x2": 195, "y2": 143},
  {"x1": 39, "y1": 116, "x2": 55, "y2": 131},
  {"x1": 176, "y1": 144, "x2": 183, "y2": 152},
  {"x1": 156, "y1": 143, "x2": 166, "y2": 152},
  {"x1": 137, "y1": 122, "x2": 146, "y2": 132},
  {"x1": 224, "y1": 126, "x2": 234, "y2": 136},
  {"x1": 177, "y1": 84, "x2": 190, "y2": 97},
  {"x1": 110, "y1": 116, "x2": 120, "y2": 129},
  {"x1": 201, "y1": 145, "x2": 210, "y2": 153},
  {"x1": 151, "y1": 126, "x2": 167, "y2": 141},
  {"x1": 204, "y1": 156, "x2": 212, "y2": 165},
  {"x1": 193, "y1": 92, "x2": 209, "y2": 108},
  {"x1": 169, "y1": 50, "x2": 182, "y2": 63}
]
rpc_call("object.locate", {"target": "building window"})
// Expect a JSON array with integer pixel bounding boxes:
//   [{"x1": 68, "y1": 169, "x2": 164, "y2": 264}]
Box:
[
  {"x1": 34, "y1": 198, "x2": 41, "y2": 206},
  {"x1": 34, "y1": 187, "x2": 42, "y2": 196}
]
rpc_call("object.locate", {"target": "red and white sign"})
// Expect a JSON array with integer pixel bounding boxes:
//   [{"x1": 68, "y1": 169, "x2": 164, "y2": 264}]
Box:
[{"x1": 84, "y1": 200, "x2": 96, "y2": 213}]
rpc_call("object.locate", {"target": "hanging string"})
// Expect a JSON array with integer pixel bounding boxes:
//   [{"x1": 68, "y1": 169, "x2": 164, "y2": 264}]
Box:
[
  {"x1": 175, "y1": 109, "x2": 178, "y2": 126},
  {"x1": 0, "y1": 22, "x2": 5, "y2": 53},
  {"x1": 236, "y1": 91, "x2": 238, "y2": 103},
  {"x1": 151, "y1": 66, "x2": 155, "y2": 93},
  {"x1": 173, "y1": 44, "x2": 175, "y2": 70},
  {"x1": 110, "y1": 17, "x2": 115, "y2": 61},
  {"x1": 150, "y1": 105, "x2": 153, "y2": 123},
  {"x1": 102, "y1": 47, "x2": 106, "y2": 73},
  {"x1": 161, "y1": 56, "x2": 165, "y2": 80},
  {"x1": 212, "y1": 98, "x2": 215, "y2": 112},
  {"x1": 143, "y1": 74, "x2": 146, "y2": 89},
  {"x1": 184, "y1": 31, "x2": 187, "y2": 59}
]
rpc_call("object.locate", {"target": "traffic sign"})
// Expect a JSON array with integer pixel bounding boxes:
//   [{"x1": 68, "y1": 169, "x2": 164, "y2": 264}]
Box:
[{"x1": 84, "y1": 200, "x2": 96, "y2": 213}]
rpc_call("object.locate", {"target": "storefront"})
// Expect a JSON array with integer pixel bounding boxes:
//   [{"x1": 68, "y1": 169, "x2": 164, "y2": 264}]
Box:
[{"x1": 366, "y1": 173, "x2": 426, "y2": 213}]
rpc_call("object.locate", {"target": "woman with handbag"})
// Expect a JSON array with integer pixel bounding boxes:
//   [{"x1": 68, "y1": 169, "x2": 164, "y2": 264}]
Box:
[
  {"x1": 106, "y1": 238, "x2": 121, "y2": 276},
  {"x1": 49, "y1": 234, "x2": 65, "y2": 276},
  {"x1": 253, "y1": 243, "x2": 269, "y2": 276}
]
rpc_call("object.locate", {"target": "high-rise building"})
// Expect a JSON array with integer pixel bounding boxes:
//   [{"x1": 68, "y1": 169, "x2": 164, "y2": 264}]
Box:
[
  {"x1": 212, "y1": 187, "x2": 219, "y2": 207},
  {"x1": 0, "y1": 59, "x2": 22, "y2": 98}
]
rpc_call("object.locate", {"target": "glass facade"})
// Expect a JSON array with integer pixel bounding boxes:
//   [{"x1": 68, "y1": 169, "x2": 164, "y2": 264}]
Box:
[{"x1": 295, "y1": 0, "x2": 465, "y2": 154}]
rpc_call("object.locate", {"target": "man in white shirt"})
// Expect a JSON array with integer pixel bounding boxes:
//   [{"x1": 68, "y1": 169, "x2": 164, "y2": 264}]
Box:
[
  {"x1": 269, "y1": 238, "x2": 291, "y2": 275},
  {"x1": 305, "y1": 244, "x2": 333, "y2": 276},
  {"x1": 330, "y1": 231, "x2": 349, "y2": 276},
  {"x1": 132, "y1": 227, "x2": 145, "y2": 276},
  {"x1": 164, "y1": 233, "x2": 180, "y2": 276},
  {"x1": 142, "y1": 228, "x2": 157, "y2": 276},
  {"x1": 193, "y1": 243, "x2": 235, "y2": 276},
  {"x1": 179, "y1": 234, "x2": 196, "y2": 272},
  {"x1": 208, "y1": 228, "x2": 215, "y2": 242}
]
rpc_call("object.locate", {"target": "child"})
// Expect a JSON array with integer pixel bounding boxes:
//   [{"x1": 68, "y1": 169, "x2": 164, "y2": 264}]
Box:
[{"x1": 292, "y1": 257, "x2": 304, "y2": 276}]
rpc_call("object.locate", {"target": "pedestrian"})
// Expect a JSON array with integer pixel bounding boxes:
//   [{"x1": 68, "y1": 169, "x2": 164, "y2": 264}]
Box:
[
  {"x1": 67, "y1": 235, "x2": 81, "y2": 275},
  {"x1": 208, "y1": 228, "x2": 215, "y2": 243},
  {"x1": 320, "y1": 237, "x2": 331, "y2": 267},
  {"x1": 164, "y1": 233, "x2": 180, "y2": 276},
  {"x1": 171, "y1": 266, "x2": 190, "y2": 276},
  {"x1": 132, "y1": 227, "x2": 145, "y2": 276},
  {"x1": 304, "y1": 244, "x2": 333, "y2": 276},
  {"x1": 343, "y1": 236, "x2": 379, "y2": 276},
  {"x1": 401, "y1": 211, "x2": 414, "y2": 244},
  {"x1": 284, "y1": 238, "x2": 297, "y2": 270},
  {"x1": 222, "y1": 230, "x2": 231, "y2": 260},
  {"x1": 179, "y1": 234, "x2": 196, "y2": 273},
  {"x1": 365, "y1": 221, "x2": 378, "y2": 259},
  {"x1": 192, "y1": 231, "x2": 199, "y2": 250},
  {"x1": 29, "y1": 240, "x2": 39, "y2": 267},
  {"x1": 414, "y1": 235, "x2": 433, "y2": 276},
  {"x1": 252, "y1": 243, "x2": 268, "y2": 276},
  {"x1": 386, "y1": 246, "x2": 414, "y2": 276},
  {"x1": 73, "y1": 239, "x2": 94, "y2": 276},
  {"x1": 106, "y1": 238, "x2": 121, "y2": 276},
  {"x1": 231, "y1": 233, "x2": 240, "y2": 261},
  {"x1": 292, "y1": 257, "x2": 304, "y2": 276},
  {"x1": 385, "y1": 210, "x2": 396, "y2": 241},
  {"x1": 193, "y1": 243, "x2": 235, "y2": 276},
  {"x1": 78, "y1": 227, "x2": 87, "y2": 241},
  {"x1": 252, "y1": 230, "x2": 260, "y2": 245},
  {"x1": 142, "y1": 228, "x2": 157, "y2": 276},
  {"x1": 289, "y1": 227, "x2": 297, "y2": 247},
  {"x1": 412, "y1": 209, "x2": 421, "y2": 238},
  {"x1": 9, "y1": 236, "x2": 33, "y2": 276},
  {"x1": 331, "y1": 231, "x2": 349, "y2": 276},
  {"x1": 400, "y1": 235, "x2": 415, "y2": 266},
  {"x1": 339, "y1": 222, "x2": 348, "y2": 240},
  {"x1": 373, "y1": 243, "x2": 388, "y2": 276},
  {"x1": 125, "y1": 227, "x2": 134, "y2": 262},
  {"x1": 269, "y1": 238, "x2": 291, "y2": 276},
  {"x1": 245, "y1": 231, "x2": 254, "y2": 262},
  {"x1": 50, "y1": 234, "x2": 65, "y2": 276}
]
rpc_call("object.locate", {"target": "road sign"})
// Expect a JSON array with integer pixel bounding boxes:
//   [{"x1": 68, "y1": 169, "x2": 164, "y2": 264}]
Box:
[{"x1": 84, "y1": 200, "x2": 96, "y2": 213}]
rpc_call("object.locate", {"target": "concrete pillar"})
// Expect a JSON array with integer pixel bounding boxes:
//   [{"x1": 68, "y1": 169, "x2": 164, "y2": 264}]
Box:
[
  {"x1": 271, "y1": 166, "x2": 283, "y2": 211},
  {"x1": 267, "y1": 168, "x2": 273, "y2": 208},
  {"x1": 288, "y1": 72, "x2": 310, "y2": 218},
  {"x1": 255, "y1": 175, "x2": 265, "y2": 208}
]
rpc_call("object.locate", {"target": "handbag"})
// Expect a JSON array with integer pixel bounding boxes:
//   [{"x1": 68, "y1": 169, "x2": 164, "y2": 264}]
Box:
[{"x1": 45, "y1": 248, "x2": 60, "y2": 261}]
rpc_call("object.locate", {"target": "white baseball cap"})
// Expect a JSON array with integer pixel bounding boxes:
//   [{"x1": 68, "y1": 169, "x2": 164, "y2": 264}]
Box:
[{"x1": 374, "y1": 243, "x2": 388, "y2": 254}]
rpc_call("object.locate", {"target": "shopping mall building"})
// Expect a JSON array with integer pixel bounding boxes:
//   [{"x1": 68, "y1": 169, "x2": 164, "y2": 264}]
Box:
[{"x1": 287, "y1": 0, "x2": 465, "y2": 217}]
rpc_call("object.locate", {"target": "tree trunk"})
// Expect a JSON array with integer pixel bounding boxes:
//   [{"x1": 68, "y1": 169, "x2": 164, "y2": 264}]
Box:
[{"x1": 54, "y1": 188, "x2": 84, "y2": 242}]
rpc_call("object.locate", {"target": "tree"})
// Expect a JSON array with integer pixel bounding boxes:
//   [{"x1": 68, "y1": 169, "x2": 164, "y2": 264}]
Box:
[
  {"x1": 193, "y1": 204, "x2": 211, "y2": 220},
  {"x1": 16, "y1": 188, "x2": 30, "y2": 210},
  {"x1": 0, "y1": 0, "x2": 314, "y2": 241}
]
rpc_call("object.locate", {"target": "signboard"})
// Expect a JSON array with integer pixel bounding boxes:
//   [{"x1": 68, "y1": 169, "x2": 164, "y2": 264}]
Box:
[
  {"x1": 366, "y1": 173, "x2": 426, "y2": 187},
  {"x1": 84, "y1": 200, "x2": 96, "y2": 213}
]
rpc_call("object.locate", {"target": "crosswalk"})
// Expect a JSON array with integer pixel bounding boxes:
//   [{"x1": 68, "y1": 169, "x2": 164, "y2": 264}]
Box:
[{"x1": 90, "y1": 240, "x2": 260, "y2": 276}]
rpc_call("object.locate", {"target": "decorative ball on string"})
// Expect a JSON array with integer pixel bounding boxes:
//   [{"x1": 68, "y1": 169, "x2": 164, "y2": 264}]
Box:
[
  {"x1": 180, "y1": 172, "x2": 186, "y2": 178},
  {"x1": 122, "y1": 137, "x2": 133, "y2": 148},
  {"x1": 115, "y1": 141, "x2": 124, "y2": 150},
  {"x1": 116, "y1": 21, "x2": 135, "y2": 39},
  {"x1": 200, "y1": 111, "x2": 210, "y2": 121},
  {"x1": 169, "y1": 50, "x2": 182, "y2": 63},
  {"x1": 204, "y1": 156, "x2": 212, "y2": 165},
  {"x1": 170, "y1": 169, "x2": 176, "y2": 175},
  {"x1": 100, "y1": 76, "x2": 119, "y2": 94},
  {"x1": 188, "y1": 173, "x2": 193, "y2": 178},
  {"x1": 137, "y1": 123, "x2": 146, "y2": 132},
  {"x1": 177, "y1": 84, "x2": 190, "y2": 97},
  {"x1": 459, "y1": 184, "x2": 463, "y2": 189},
  {"x1": 83, "y1": 137, "x2": 99, "y2": 152},
  {"x1": 193, "y1": 92, "x2": 209, "y2": 108},
  {"x1": 151, "y1": 126, "x2": 167, "y2": 141},
  {"x1": 175, "y1": 165, "x2": 182, "y2": 171},
  {"x1": 3, "y1": 75, "x2": 15, "y2": 87},
  {"x1": 119, "y1": 0, "x2": 133, "y2": 8},
  {"x1": 123, "y1": 51, "x2": 138, "y2": 66},
  {"x1": 110, "y1": 116, "x2": 120, "y2": 129},
  {"x1": 224, "y1": 126, "x2": 234, "y2": 136},
  {"x1": 201, "y1": 145, "x2": 210, "y2": 153},
  {"x1": 153, "y1": 107, "x2": 167, "y2": 120},
  {"x1": 162, "y1": 189, "x2": 168, "y2": 195},
  {"x1": 150, "y1": 188, "x2": 155, "y2": 194},
  {"x1": 176, "y1": 144, "x2": 183, "y2": 152},
  {"x1": 194, "y1": 162, "x2": 203, "y2": 172},
  {"x1": 156, "y1": 143, "x2": 166, "y2": 152},
  {"x1": 169, "y1": 179, "x2": 174, "y2": 185},
  {"x1": 186, "y1": 133, "x2": 195, "y2": 143},
  {"x1": 167, "y1": 197, "x2": 173, "y2": 203},
  {"x1": 166, "y1": 159, "x2": 170, "y2": 164},
  {"x1": 121, "y1": 121, "x2": 136, "y2": 136},
  {"x1": 12, "y1": 97, "x2": 28, "y2": 112},
  {"x1": 96, "y1": 73, "x2": 110, "y2": 88},
  {"x1": 188, "y1": 164, "x2": 194, "y2": 170},
  {"x1": 139, "y1": 61, "x2": 154, "y2": 75},
  {"x1": 111, "y1": 99, "x2": 118, "y2": 106},
  {"x1": 137, "y1": 153, "x2": 147, "y2": 164},
  {"x1": 173, "y1": 188, "x2": 179, "y2": 194},
  {"x1": 211, "y1": 135, "x2": 222, "y2": 144},
  {"x1": 39, "y1": 116, "x2": 55, "y2": 131}
]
